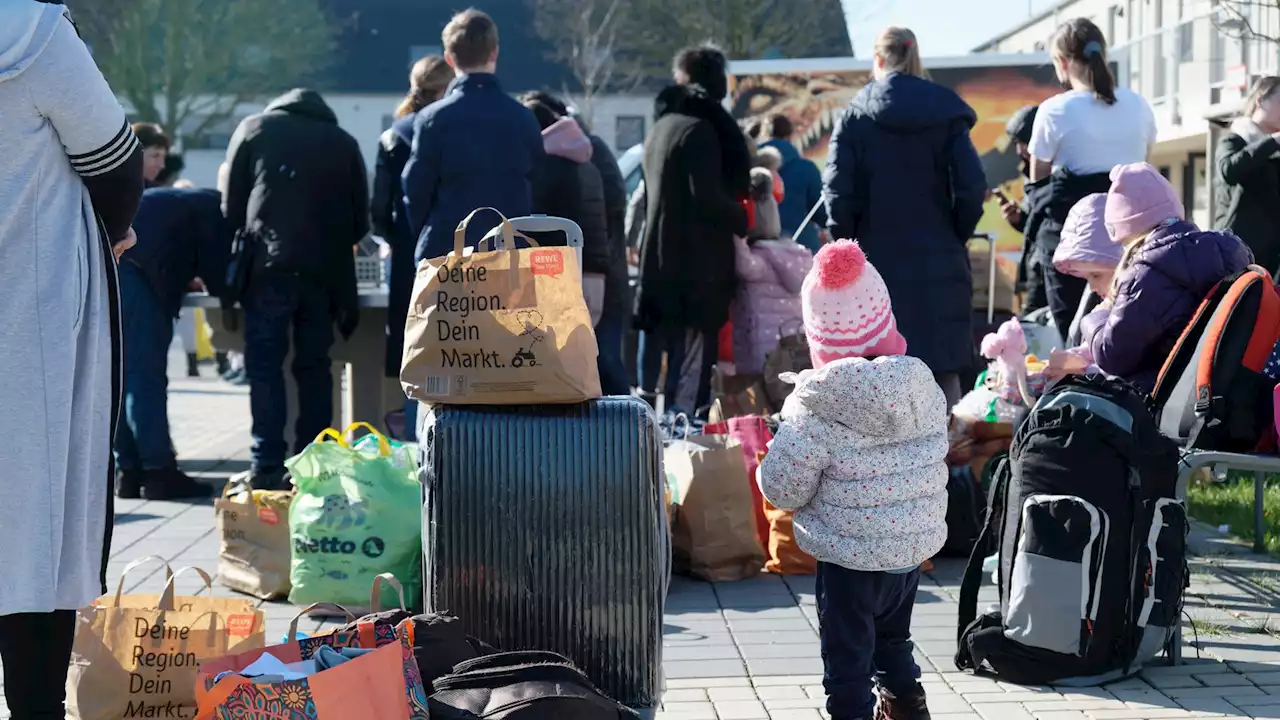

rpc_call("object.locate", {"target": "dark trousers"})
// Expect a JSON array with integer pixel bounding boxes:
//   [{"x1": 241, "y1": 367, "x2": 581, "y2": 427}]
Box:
[
  {"x1": 114, "y1": 262, "x2": 176, "y2": 471},
  {"x1": 816, "y1": 563, "x2": 921, "y2": 720},
  {"x1": 934, "y1": 371, "x2": 962, "y2": 410},
  {"x1": 0, "y1": 610, "x2": 75, "y2": 719},
  {"x1": 1042, "y1": 257, "x2": 1088, "y2": 338},
  {"x1": 637, "y1": 326, "x2": 716, "y2": 411},
  {"x1": 244, "y1": 274, "x2": 335, "y2": 471},
  {"x1": 595, "y1": 309, "x2": 631, "y2": 396}
]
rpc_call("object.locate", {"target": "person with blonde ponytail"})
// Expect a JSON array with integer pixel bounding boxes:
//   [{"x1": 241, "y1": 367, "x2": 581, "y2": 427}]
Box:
[
  {"x1": 821, "y1": 26, "x2": 986, "y2": 408},
  {"x1": 371, "y1": 54, "x2": 454, "y2": 440}
]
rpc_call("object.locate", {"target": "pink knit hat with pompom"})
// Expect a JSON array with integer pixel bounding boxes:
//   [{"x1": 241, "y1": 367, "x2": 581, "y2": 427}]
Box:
[{"x1": 802, "y1": 239, "x2": 907, "y2": 368}]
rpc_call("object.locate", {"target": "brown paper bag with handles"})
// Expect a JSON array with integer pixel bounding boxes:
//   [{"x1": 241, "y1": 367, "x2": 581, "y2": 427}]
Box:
[
  {"x1": 216, "y1": 481, "x2": 293, "y2": 600},
  {"x1": 67, "y1": 557, "x2": 265, "y2": 720},
  {"x1": 665, "y1": 430, "x2": 766, "y2": 581},
  {"x1": 401, "y1": 207, "x2": 601, "y2": 404}
]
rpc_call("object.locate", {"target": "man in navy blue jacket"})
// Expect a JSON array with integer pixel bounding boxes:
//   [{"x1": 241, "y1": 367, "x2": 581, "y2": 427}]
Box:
[
  {"x1": 759, "y1": 114, "x2": 827, "y2": 253},
  {"x1": 116, "y1": 187, "x2": 230, "y2": 501},
  {"x1": 402, "y1": 8, "x2": 545, "y2": 262}
]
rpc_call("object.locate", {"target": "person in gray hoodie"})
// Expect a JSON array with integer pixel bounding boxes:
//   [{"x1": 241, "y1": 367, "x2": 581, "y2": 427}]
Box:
[{"x1": 0, "y1": 1, "x2": 144, "y2": 715}]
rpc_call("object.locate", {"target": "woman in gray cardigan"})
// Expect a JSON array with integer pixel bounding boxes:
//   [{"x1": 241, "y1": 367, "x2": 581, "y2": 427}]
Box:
[{"x1": 0, "y1": 2, "x2": 143, "y2": 716}]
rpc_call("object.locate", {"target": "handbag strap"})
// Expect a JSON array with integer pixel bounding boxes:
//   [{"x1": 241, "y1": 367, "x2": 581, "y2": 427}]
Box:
[{"x1": 452, "y1": 207, "x2": 515, "y2": 257}]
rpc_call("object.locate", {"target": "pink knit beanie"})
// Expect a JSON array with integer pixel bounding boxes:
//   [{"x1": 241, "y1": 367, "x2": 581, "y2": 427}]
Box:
[
  {"x1": 1105, "y1": 163, "x2": 1184, "y2": 242},
  {"x1": 802, "y1": 239, "x2": 907, "y2": 368}
]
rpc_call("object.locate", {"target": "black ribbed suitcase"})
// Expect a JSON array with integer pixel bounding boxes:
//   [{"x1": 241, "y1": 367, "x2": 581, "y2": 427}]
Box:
[{"x1": 418, "y1": 396, "x2": 667, "y2": 714}]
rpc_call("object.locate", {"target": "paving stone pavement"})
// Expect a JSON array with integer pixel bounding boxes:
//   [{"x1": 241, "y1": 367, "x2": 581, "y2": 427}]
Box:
[{"x1": 7, "y1": 350, "x2": 1280, "y2": 719}]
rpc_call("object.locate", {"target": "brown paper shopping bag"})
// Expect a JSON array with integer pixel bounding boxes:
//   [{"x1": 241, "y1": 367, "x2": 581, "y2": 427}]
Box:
[
  {"x1": 402, "y1": 207, "x2": 601, "y2": 404},
  {"x1": 665, "y1": 431, "x2": 766, "y2": 581},
  {"x1": 216, "y1": 481, "x2": 294, "y2": 600},
  {"x1": 67, "y1": 557, "x2": 265, "y2": 720}
]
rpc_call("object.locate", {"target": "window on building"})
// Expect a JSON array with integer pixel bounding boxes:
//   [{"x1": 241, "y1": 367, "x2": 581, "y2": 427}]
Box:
[
  {"x1": 1154, "y1": 36, "x2": 1168, "y2": 99},
  {"x1": 616, "y1": 115, "x2": 645, "y2": 151},
  {"x1": 1126, "y1": 0, "x2": 1137, "y2": 40},
  {"x1": 1177, "y1": 21, "x2": 1194, "y2": 62},
  {"x1": 409, "y1": 44, "x2": 442, "y2": 67}
]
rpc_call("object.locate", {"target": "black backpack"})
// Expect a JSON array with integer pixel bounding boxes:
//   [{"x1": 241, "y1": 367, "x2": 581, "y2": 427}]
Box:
[
  {"x1": 429, "y1": 651, "x2": 640, "y2": 719},
  {"x1": 955, "y1": 375, "x2": 1188, "y2": 685}
]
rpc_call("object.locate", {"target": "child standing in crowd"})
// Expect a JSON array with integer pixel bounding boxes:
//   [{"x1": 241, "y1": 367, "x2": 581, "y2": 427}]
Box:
[
  {"x1": 759, "y1": 240, "x2": 947, "y2": 720},
  {"x1": 1082, "y1": 163, "x2": 1252, "y2": 392},
  {"x1": 731, "y1": 152, "x2": 812, "y2": 375}
]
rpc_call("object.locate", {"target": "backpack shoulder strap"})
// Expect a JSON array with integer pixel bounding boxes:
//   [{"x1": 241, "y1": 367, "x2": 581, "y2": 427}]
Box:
[{"x1": 958, "y1": 454, "x2": 1009, "y2": 641}]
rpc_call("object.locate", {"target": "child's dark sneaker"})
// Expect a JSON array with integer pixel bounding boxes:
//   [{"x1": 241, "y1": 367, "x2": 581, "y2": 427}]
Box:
[
  {"x1": 186, "y1": 352, "x2": 200, "y2": 378},
  {"x1": 115, "y1": 467, "x2": 142, "y2": 499},
  {"x1": 875, "y1": 684, "x2": 930, "y2": 720}
]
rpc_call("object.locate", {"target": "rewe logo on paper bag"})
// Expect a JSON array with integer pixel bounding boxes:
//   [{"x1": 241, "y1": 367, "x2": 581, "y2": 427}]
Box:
[{"x1": 530, "y1": 250, "x2": 564, "y2": 277}]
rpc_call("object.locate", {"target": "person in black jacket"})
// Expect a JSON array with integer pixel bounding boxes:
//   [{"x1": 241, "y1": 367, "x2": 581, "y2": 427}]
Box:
[
  {"x1": 822, "y1": 27, "x2": 986, "y2": 407},
  {"x1": 116, "y1": 187, "x2": 229, "y2": 501},
  {"x1": 371, "y1": 55, "x2": 454, "y2": 440},
  {"x1": 1215, "y1": 76, "x2": 1280, "y2": 273},
  {"x1": 521, "y1": 91, "x2": 632, "y2": 395},
  {"x1": 636, "y1": 44, "x2": 751, "y2": 412},
  {"x1": 519, "y1": 95, "x2": 612, "y2": 330},
  {"x1": 998, "y1": 105, "x2": 1049, "y2": 314},
  {"x1": 223, "y1": 88, "x2": 370, "y2": 489}
]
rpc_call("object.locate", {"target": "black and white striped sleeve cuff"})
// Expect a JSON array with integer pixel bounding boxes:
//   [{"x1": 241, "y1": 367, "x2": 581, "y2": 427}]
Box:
[{"x1": 67, "y1": 120, "x2": 141, "y2": 178}]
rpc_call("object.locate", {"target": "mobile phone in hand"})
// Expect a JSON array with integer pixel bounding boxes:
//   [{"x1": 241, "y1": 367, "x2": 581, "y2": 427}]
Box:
[{"x1": 991, "y1": 188, "x2": 1010, "y2": 204}]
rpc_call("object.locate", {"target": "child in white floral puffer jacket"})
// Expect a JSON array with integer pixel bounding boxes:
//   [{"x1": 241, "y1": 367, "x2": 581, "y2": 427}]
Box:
[{"x1": 759, "y1": 239, "x2": 948, "y2": 720}]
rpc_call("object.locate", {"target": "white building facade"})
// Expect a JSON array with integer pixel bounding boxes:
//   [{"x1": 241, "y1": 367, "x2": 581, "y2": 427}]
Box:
[
  {"x1": 177, "y1": 93, "x2": 653, "y2": 191},
  {"x1": 974, "y1": 0, "x2": 1280, "y2": 228}
]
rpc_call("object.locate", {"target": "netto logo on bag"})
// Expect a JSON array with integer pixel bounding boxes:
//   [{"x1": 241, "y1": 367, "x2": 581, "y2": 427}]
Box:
[{"x1": 294, "y1": 535, "x2": 386, "y2": 558}]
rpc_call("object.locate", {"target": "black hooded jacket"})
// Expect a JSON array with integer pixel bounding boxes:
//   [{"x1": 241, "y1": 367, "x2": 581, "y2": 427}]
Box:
[
  {"x1": 585, "y1": 129, "x2": 631, "y2": 317},
  {"x1": 636, "y1": 84, "x2": 751, "y2": 333},
  {"x1": 823, "y1": 72, "x2": 987, "y2": 373},
  {"x1": 223, "y1": 89, "x2": 370, "y2": 336}
]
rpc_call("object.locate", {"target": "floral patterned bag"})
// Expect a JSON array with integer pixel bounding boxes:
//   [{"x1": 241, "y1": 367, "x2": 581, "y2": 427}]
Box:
[{"x1": 195, "y1": 607, "x2": 428, "y2": 719}]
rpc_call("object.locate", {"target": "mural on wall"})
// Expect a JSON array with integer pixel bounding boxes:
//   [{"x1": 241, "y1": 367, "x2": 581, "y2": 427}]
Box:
[{"x1": 730, "y1": 64, "x2": 1061, "y2": 254}]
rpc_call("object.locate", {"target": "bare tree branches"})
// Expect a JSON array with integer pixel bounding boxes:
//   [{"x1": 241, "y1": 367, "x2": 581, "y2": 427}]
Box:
[
  {"x1": 530, "y1": 0, "x2": 852, "y2": 99},
  {"x1": 532, "y1": 0, "x2": 628, "y2": 125},
  {"x1": 1213, "y1": 0, "x2": 1280, "y2": 46},
  {"x1": 70, "y1": 0, "x2": 335, "y2": 145}
]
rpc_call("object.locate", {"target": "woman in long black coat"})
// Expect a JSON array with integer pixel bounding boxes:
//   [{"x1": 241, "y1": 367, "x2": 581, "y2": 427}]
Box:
[
  {"x1": 1216, "y1": 76, "x2": 1280, "y2": 274},
  {"x1": 822, "y1": 27, "x2": 986, "y2": 406}
]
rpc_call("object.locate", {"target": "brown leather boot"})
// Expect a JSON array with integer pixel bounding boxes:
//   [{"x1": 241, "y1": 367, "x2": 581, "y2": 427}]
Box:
[{"x1": 875, "y1": 684, "x2": 930, "y2": 720}]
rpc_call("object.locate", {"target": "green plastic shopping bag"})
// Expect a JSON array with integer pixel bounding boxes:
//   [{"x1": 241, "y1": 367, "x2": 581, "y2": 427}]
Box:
[{"x1": 285, "y1": 422, "x2": 421, "y2": 610}]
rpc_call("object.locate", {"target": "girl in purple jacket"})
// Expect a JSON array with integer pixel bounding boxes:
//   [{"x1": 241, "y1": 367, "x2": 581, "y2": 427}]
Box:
[{"x1": 1083, "y1": 163, "x2": 1252, "y2": 393}]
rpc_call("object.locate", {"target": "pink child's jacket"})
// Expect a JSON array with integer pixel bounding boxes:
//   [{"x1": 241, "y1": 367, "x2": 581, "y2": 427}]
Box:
[{"x1": 731, "y1": 237, "x2": 813, "y2": 375}]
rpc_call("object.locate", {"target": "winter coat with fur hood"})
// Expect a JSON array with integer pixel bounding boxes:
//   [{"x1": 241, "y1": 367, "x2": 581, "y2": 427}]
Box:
[{"x1": 758, "y1": 355, "x2": 949, "y2": 571}]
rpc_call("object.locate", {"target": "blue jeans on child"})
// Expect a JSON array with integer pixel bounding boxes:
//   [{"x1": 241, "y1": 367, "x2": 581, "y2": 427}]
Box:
[
  {"x1": 114, "y1": 262, "x2": 177, "y2": 471},
  {"x1": 816, "y1": 562, "x2": 921, "y2": 719}
]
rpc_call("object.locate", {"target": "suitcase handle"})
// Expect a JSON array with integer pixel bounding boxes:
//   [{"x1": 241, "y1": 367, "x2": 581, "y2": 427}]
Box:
[
  {"x1": 501, "y1": 215, "x2": 585, "y2": 247},
  {"x1": 970, "y1": 232, "x2": 998, "y2": 324}
]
